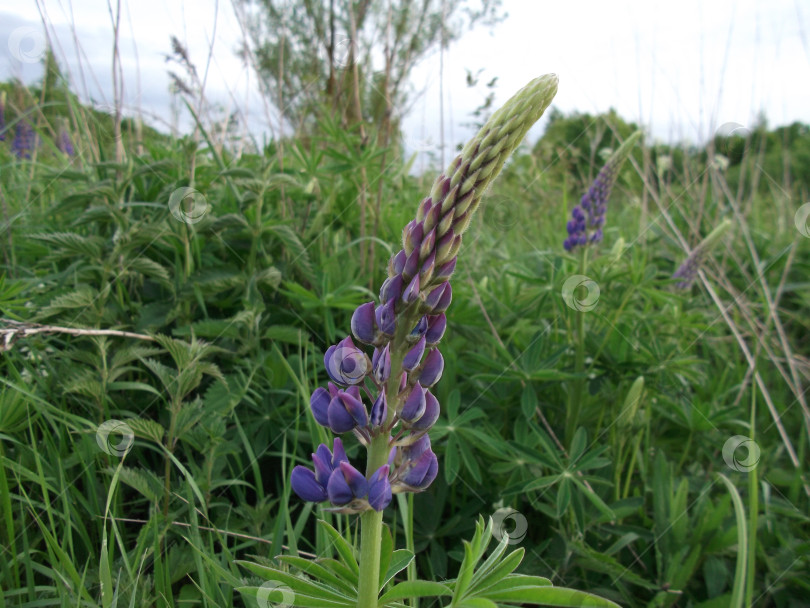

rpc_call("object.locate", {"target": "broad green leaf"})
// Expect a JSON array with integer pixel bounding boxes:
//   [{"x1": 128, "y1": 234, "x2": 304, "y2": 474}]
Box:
[{"x1": 377, "y1": 580, "x2": 452, "y2": 604}]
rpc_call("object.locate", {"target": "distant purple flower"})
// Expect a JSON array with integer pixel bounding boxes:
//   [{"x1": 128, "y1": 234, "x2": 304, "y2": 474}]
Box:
[
  {"x1": 12, "y1": 120, "x2": 35, "y2": 159},
  {"x1": 0, "y1": 97, "x2": 6, "y2": 142},
  {"x1": 672, "y1": 253, "x2": 702, "y2": 289},
  {"x1": 672, "y1": 219, "x2": 733, "y2": 289},
  {"x1": 58, "y1": 128, "x2": 74, "y2": 156},
  {"x1": 563, "y1": 132, "x2": 641, "y2": 252}
]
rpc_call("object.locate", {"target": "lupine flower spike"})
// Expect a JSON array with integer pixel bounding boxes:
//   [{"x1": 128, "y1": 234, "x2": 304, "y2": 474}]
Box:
[
  {"x1": 291, "y1": 74, "x2": 558, "y2": 517},
  {"x1": 0, "y1": 91, "x2": 6, "y2": 141},
  {"x1": 673, "y1": 218, "x2": 732, "y2": 288},
  {"x1": 12, "y1": 119, "x2": 36, "y2": 160},
  {"x1": 58, "y1": 125, "x2": 75, "y2": 156},
  {"x1": 563, "y1": 130, "x2": 642, "y2": 251}
]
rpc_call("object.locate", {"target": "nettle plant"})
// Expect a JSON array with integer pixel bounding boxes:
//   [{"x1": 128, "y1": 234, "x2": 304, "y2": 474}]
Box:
[{"x1": 235, "y1": 76, "x2": 620, "y2": 608}]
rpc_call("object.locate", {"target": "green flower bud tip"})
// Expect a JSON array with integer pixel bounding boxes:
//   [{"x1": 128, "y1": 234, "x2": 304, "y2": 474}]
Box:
[{"x1": 618, "y1": 376, "x2": 644, "y2": 428}]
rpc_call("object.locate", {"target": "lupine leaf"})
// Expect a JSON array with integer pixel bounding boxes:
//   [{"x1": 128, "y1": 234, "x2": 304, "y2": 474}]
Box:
[
  {"x1": 377, "y1": 580, "x2": 452, "y2": 604},
  {"x1": 318, "y1": 520, "x2": 360, "y2": 575}
]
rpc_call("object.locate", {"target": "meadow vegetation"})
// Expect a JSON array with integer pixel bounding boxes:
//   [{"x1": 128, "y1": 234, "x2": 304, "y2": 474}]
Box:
[{"x1": 0, "y1": 17, "x2": 809, "y2": 607}]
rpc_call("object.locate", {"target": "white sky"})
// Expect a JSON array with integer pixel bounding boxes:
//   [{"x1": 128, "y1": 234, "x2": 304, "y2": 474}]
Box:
[{"x1": 2, "y1": 0, "x2": 809, "y2": 162}]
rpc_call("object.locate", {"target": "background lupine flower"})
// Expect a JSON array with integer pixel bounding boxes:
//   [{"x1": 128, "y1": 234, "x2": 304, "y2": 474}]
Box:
[
  {"x1": 293, "y1": 74, "x2": 558, "y2": 516},
  {"x1": 58, "y1": 127, "x2": 74, "y2": 156},
  {"x1": 0, "y1": 92, "x2": 6, "y2": 141},
  {"x1": 12, "y1": 119, "x2": 36, "y2": 159},
  {"x1": 673, "y1": 218, "x2": 732, "y2": 288},
  {"x1": 563, "y1": 130, "x2": 642, "y2": 252}
]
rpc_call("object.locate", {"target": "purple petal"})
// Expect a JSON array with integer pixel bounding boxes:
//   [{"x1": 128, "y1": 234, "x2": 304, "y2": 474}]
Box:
[
  {"x1": 404, "y1": 221, "x2": 424, "y2": 255},
  {"x1": 418, "y1": 349, "x2": 444, "y2": 387},
  {"x1": 351, "y1": 302, "x2": 377, "y2": 344},
  {"x1": 390, "y1": 250, "x2": 407, "y2": 275},
  {"x1": 310, "y1": 387, "x2": 331, "y2": 427},
  {"x1": 401, "y1": 449, "x2": 439, "y2": 490},
  {"x1": 403, "y1": 434, "x2": 431, "y2": 460},
  {"x1": 425, "y1": 282, "x2": 449, "y2": 311},
  {"x1": 433, "y1": 257, "x2": 456, "y2": 282},
  {"x1": 326, "y1": 467, "x2": 354, "y2": 505},
  {"x1": 325, "y1": 337, "x2": 368, "y2": 386},
  {"x1": 328, "y1": 395, "x2": 358, "y2": 433},
  {"x1": 370, "y1": 391, "x2": 387, "y2": 428},
  {"x1": 312, "y1": 444, "x2": 334, "y2": 485},
  {"x1": 410, "y1": 390, "x2": 440, "y2": 431},
  {"x1": 375, "y1": 298, "x2": 397, "y2": 336},
  {"x1": 402, "y1": 274, "x2": 420, "y2": 305},
  {"x1": 403, "y1": 249, "x2": 419, "y2": 279},
  {"x1": 368, "y1": 465, "x2": 392, "y2": 511},
  {"x1": 380, "y1": 275, "x2": 404, "y2": 303},
  {"x1": 372, "y1": 343, "x2": 391, "y2": 384},
  {"x1": 425, "y1": 314, "x2": 446, "y2": 346},
  {"x1": 291, "y1": 466, "x2": 328, "y2": 502},
  {"x1": 403, "y1": 336, "x2": 426, "y2": 372},
  {"x1": 400, "y1": 383, "x2": 426, "y2": 423},
  {"x1": 332, "y1": 438, "x2": 348, "y2": 466},
  {"x1": 339, "y1": 461, "x2": 368, "y2": 498},
  {"x1": 339, "y1": 391, "x2": 368, "y2": 427},
  {"x1": 433, "y1": 282, "x2": 452, "y2": 313}
]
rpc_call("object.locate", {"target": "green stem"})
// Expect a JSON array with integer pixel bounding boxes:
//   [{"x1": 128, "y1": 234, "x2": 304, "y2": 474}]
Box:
[
  {"x1": 357, "y1": 433, "x2": 391, "y2": 608},
  {"x1": 566, "y1": 250, "x2": 588, "y2": 447},
  {"x1": 745, "y1": 388, "x2": 758, "y2": 607},
  {"x1": 357, "y1": 309, "x2": 415, "y2": 608}
]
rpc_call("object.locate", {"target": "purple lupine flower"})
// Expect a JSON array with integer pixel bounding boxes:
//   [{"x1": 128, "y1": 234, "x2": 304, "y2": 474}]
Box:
[
  {"x1": 368, "y1": 465, "x2": 392, "y2": 510},
  {"x1": 12, "y1": 120, "x2": 35, "y2": 159},
  {"x1": 293, "y1": 74, "x2": 559, "y2": 515},
  {"x1": 0, "y1": 93, "x2": 6, "y2": 141},
  {"x1": 324, "y1": 336, "x2": 369, "y2": 386},
  {"x1": 291, "y1": 439, "x2": 349, "y2": 503},
  {"x1": 672, "y1": 254, "x2": 701, "y2": 289},
  {"x1": 672, "y1": 218, "x2": 733, "y2": 289},
  {"x1": 389, "y1": 435, "x2": 439, "y2": 492},
  {"x1": 563, "y1": 131, "x2": 641, "y2": 252},
  {"x1": 58, "y1": 127, "x2": 74, "y2": 156}
]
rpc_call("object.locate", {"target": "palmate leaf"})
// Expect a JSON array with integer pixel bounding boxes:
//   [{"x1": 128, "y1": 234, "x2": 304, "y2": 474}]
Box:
[
  {"x1": 444, "y1": 517, "x2": 622, "y2": 608},
  {"x1": 236, "y1": 560, "x2": 357, "y2": 607}
]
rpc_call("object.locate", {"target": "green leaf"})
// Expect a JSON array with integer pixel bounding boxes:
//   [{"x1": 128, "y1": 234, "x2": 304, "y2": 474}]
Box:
[
  {"x1": 318, "y1": 520, "x2": 359, "y2": 575},
  {"x1": 381, "y1": 550, "x2": 414, "y2": 590},
  {"x1": 484, "y1": 584, "x2": 622, "y2": 606},
  {"x1": 521, "y1": 385, "x2": 538, "y2": 419},
  {"x1": 123, "y1": 417, "x2": 165, "y2": 444},
  {"x1": 377, "y1": 580, "x2": 452, "y2": 604},
  {"x1": 277, "y1": 556, "x2": 357, "y2": 596},
  {"x1": 235, "y1": 562, "x2": 355, "y2": 603}
]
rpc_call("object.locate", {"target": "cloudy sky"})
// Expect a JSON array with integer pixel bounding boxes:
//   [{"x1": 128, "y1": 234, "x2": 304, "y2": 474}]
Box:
[{"x1": 2, "y1": 0, "x2": 808, "y2": 161}]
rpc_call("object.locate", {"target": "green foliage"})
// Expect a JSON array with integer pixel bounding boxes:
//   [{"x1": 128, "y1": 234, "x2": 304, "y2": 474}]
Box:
[{"x1": 1, "y1": 69, "x2": 808, "y2": 608}]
